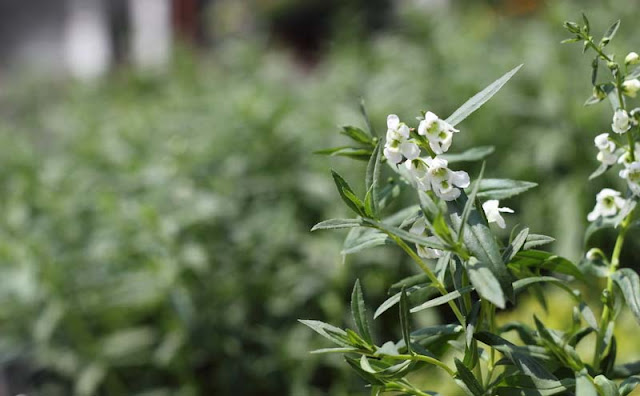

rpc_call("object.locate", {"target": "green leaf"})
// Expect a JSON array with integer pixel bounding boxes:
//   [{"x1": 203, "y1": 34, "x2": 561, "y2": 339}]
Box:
[
  {"x1": 449, "y1": 196, "x2": 514, "y2": 305},
  {"x1": 359, "y1": 98, "x2": 376, "y2": 137},
  {"x1": 399, "y1": 288, "x2": 412, "y2": 354},
  {"x1": 440, "y1": 146, "x2": 495, "y2": 163},
  {"x1": 375, "y1": 284, "x2": 438, "y2": 319},
  {"x1": 365, "y1": 142, "x2": 383, "y2": 213},
  {"x1": 445, "y1": 64, "x2": 523, "y2": 127},
  {"x1": 612, "y1": 268, "x2": 640, "y2": 325},
  {"x1": 412, "y1": 324, "x2": 463, "y2": 338},
  {"x1": 332, "y1": 170, "x2": 366, "y2": 216},
  {"x1": 342, "y1": 228, "x2": 391, "y2": 255},
  {"x1": 475, "y1": 179, "x2": 537, "y2": 200},
  {"x1": 298, "y1": 320, "x2": 351, "y2": 347},
  {"x1": 345, "y1": 356, "x2": 385, "y2": 385},
  {"x1": 575, "y1": 372, "x2": 598, "y2": 396},
  {"x1": 410, "y1": 286, "x2": 474, "y2": 313},
  {"x1": 340, "y1": 125, "x2": 373, "y2": 145},
  {"x1": 582, "y1": 13, "x2": 590, "y2": 33},
  {"x1": 389, "y1": 273, "x2": 431, "y2": 293},
  {"x1": 612, "y1": 361, "x2": 640, "y2": 379},
  {"x1": 579, "y1": 302, "x2": 598, "y2": 329},
  {"x1": 600, "y1": 19, "x2": 620, "y2": 47},
  {"x1": 458, "y1": 164, "x2": 486, "y2": 242},
  {"x1": 351, "y1": 279, "x2": 373, "y2": 344},
  {"x1": 509, "y1": 250, "x2": 584, "y2": 280},
  {"x1": 311, "y1": 218, "x2": 364, "y2": 231},
  {"x1": 523, "y1": 234, "x2": 555, "y2": 250},
  {"x1": 364, "y1": 219, "x2": 447, "y2": 250},
  {"x1": 310, "y1": 347, "x2": 358, "y2": 354},
  {"x1": 467, "y1": 257, "x2": 506, "y2": 308},
  {"x1": 314, "y1": 146, "x2": 373, "y2": 160},
  {"x1": 454, "y1": 358, "x2": 484, "y2": 396},
  {"x1": 601, "y1": 336, "x2": 617, "y2": 378},
  {"x1": 503, "y1": 227, "x2": 529, "y2": 263},
  {"x1": 591, "y1": 56, "x2": 599, "y2": 86},
  {"x1": 512, "y1": 276, "x2": 578, "y2": 302},
  {"x1": 475, "y1": 332, "x2": 559, "y2": 388},
  {"x1": 619, "y1": 376, "x2": 640, "y2": 395}
]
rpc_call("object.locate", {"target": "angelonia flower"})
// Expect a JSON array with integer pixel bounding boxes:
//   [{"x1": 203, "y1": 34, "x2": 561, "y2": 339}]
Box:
[
  {"x1": 418, "y1": 111, "x2": 459, "y2": 155},
  {"x1": 409, "y1": 217, "x2": 442, "y2": 259},
  {"x1": 619, "y1": 162, "x2": 640, "y2": 196},
  {"x1": 622, "y1": 79, "x2": 640, "y2": 98},
  {"x1": 406, "y1": 157, "x2": 470, "y2": 201},
  {"x1": 612, "y1": 109, "x2": 631, "y2": 134},
  {"x1": 383, "y1": 114, "x2": 420, "y2": 164},
  {"x1": 587, "y1": 188, "x2": 627, "y2": 221},
  {"x1": 481, "y1": 200, "x2": 514, "y2": 229},
  {"x1": 617, "y1": 143, "x2": 640, "y2": 167},
  {"x1": 594, "y1": 133, "x2": 618, "y2": 165},
  {"x1": 626, "y1": 51, "x2": 640, "y2": 65}
]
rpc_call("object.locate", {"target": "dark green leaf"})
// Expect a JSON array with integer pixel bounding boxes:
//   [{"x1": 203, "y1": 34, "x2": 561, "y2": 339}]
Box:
[
  {"x1": 475, "y1": 179, "x2": 537, "y2": 200},
  {"x1": 341, "y1": 126, "x2": 373, "y2": 145},
  {"x1": 351, "y1": 280, "x2": 373, "y2": 344},
  {"x1": 399, "y1": 288, "x2": 412, "y2": 354},
  {"x1": 342, "y1": 228, "x2": 391, "y2": 255},
  {"x1": 458, "y1": 164, "x2": 486, "y2": 241},
  {"x1": 512, "y1": 276, "x2": 579, "y2": 302},
  {"x1": 509, "y1": 250, "x2": 584, "y2": 280},
  {"x1": 600, "y1": 19, "x2": 620, "y2": 46},
  {"x1": 445, "y1": 64, "x2": 523, "y2": 127},
  {"x1": 591, "y1": 56, "x2": 599, "y2": 86},
  {"x1": 365, "y1": 142, "x2": 383, "y2": 215},
  {"x1": 410, "y1": 286, "x2": 474, "y2": 313},
  {"x1": 612, "y1": 268, "x2": 640, "y2": 325},
  {"x1": 364, "y1": 219, "x2": 447, "y2": 250},
  {"x1": 298, "y1": 320, "x2": 351, "y2": 347},
  {"x1": 311, "y1": 218, "x2": 363, "y2": 231},
  {"x1": 332, "y1": 170, "x2": 366, "y2": 216},
  {"x1": 454, "y1": 358, "x2": 484, "y2": 396},
  {"x1": 523, "y1": 234, "x2": 555, "y2": 250},
  {"x1": 359, "y1": 98, "x2": 376, "y2": 137},
  {"x1": 375, "y1": 284, "x2": 438, "y2": 319},
  {"x1": 503, "y1": 228, "x2": 529, "y2": 263},
  {"x1": 412, "y1": 324, "x2": 463, "y2": 338},
  {"x1": 345, "y1": 356, "x2": 385, "y2": 385},
  {"x1": 440, "y1": 146, "x2": 495, "y2": 163},
  {"x1": 612, "y1": 361, "x2": 640, "y2": 379},
  {"x1": 619, "y1": 376, "x2": 640, "y2": 395}
]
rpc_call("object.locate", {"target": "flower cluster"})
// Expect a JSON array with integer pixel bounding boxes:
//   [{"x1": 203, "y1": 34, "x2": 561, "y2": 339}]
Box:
[{"x1": 383, "y1": 113, "x2": 469, "y2": 201}]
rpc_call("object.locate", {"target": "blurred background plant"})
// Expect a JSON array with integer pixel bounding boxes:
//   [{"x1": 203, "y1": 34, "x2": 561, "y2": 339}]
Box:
[{"x1": 0, "y1": 0, "x2": 639, "y2": 395}]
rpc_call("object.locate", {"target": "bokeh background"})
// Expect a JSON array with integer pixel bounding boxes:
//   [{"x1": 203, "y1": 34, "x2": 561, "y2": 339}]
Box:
[{"x1": 1, "y1": 0, "x2": 639, "y2": 395}]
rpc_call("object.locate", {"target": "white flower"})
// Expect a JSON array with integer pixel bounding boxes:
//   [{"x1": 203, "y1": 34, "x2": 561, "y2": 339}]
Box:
[
  {"x1": 419, "y1": 157, "x2": 470, "y2": 201},
  {"x1": 620, "y1": 161, "x2": 640, "y2": 195},
  {"x1": 594, "y1": 133, "x2": 618, "y2": 165},
  {"x1": 408, "y1": 217, "x2": 442, "y2": 259},
  {"x1": 617, "y1": 143, "x2": 640, "y2": 167},
  {"x1": 622, "y1": 79, "x2": 640, "y2": 98},
  {"x1": 626, "y1": 52, "x2": 640, "y2": 65},
  {"x1": 481, "y1": 200, "x2": 514, "y2": 229},
  {"x1": 587, "y1": 188, "x2": 627, "y2": 221},
  {"x1": 417, "y1": 111, "x2": 459, "y2": 154},
  {"x1": 384, "y1": 114, "x2": 420, "y2": 164},
  {"x1": 612, "y1": 109, "x2": 631, "y2": 134}
]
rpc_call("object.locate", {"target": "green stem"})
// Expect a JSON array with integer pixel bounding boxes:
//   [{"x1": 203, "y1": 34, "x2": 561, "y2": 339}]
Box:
[
  {"x1": 593, "y1": 212, "x2": 632, "y2": 370},
  {"x1": 388, "y1": 234, "x2": 466, "y2": 325}
]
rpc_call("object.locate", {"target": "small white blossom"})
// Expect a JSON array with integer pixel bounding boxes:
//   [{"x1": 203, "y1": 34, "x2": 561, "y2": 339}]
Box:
[
  {"x1": 620, "y1": 161, "x2": 640, "y2": 195},
  {"x1": 626, "y1": 52, "x2": 640, "y2": 65},
  {"x1": 587, "y1": 188, "x2": 627, "y2": 221},
  {"x1": 409, "y1": 217, "x2": 443, "y2": 259},
  {"x1": 481, "y1": 200, "x2": 514, "y2": 229},
  {"x1": 594, "y1": 133, "x2": 618, "y2": 165},
  {"x1": 617, "y1": 143, "x2": 640, "y2": 167},
  {"x1": 417, "y1": 111, "x2": 459, "y2": 155},
  {"x1": 612, "y1": 109, "x2": 631, "y2": 134},
  {"x1": 384, "y1": 114, "x2": 420, "y2": 164},
  {"x1": 416, "y1": 157, "x2": 470, "y2": 201},
  {"x1": 622, "y1": 79, "x2": 640, "y2": 98}
]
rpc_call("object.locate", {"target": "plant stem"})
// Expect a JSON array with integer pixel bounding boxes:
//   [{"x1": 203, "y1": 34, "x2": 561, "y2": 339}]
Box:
[
  {"x1": 593, "y1": 212, "x2": 632, "y2": 370},
  {"x1": 388, "y1": 234, "x2": 466, "y2": 325}
]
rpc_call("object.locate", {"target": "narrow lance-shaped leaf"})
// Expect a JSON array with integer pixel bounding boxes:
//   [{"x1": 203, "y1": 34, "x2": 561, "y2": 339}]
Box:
[
  {"x1": 445, "y1": 64, "x2": 523, "y2": 127},
  {"x1": 475, "y1": 179, "x2": 537, "y2": 200},
  {"x1": 410, "y1": 286, "x2": 474, "y2": 313},
  {"x1": 399, "y1": 288, "x2": 412, "y2": 354},
  {"x1": 359, "y1": 98, "x2": 376, "y2": 137},
  {"x1": 340, "y1": 126, "x2": 373, "y2": 145},
  {"x1": 440, "y1": 146, "x2": 495, "y2": 164},
  {"x1": 454, "y1": 358, "x2": 484, "y2": 396},
  {"x1": 351, "y1": 279, "x2": 373, "y2": 344},
  {"x1": 600, "y1": 19, "x2": 620, "y2": 47},
  {"x1": 298, "y1": 320, "x2": 351, "y2": 347},
  {"x1": 612, "y1": 268, "x2": 640, "y2": 325},
  {"x1": 332, "y1": 170, "x2": 366, "y2": 217},
  {"x1": 311, "y1": 218, "x2": 363, "y2": 231}
]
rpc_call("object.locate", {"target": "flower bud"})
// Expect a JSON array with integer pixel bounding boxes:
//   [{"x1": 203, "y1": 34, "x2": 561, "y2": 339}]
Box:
[
  {"x1": 623, "y1": 79, "x2": 640, "y2": 98},
  {"x1": 564, "y1": 21, "x2": 581, "y2": 33},
  {"x1": 586, "y1": 248, "x2": 605, "y2": 261},
  {"x1": 607, "y1": 61, "x2": 619, "y2": 71},
  {"x1": 626, "y1": 51, "x2": 640, "y2": 65},
  {"x1": 593, "y1": 86, "x2": 606, "y2": 100}
]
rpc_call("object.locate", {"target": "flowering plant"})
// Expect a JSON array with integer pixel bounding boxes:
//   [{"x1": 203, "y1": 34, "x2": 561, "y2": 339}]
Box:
[{"x1": 303, "y1": 14, "x2": 640, "y2": 395}]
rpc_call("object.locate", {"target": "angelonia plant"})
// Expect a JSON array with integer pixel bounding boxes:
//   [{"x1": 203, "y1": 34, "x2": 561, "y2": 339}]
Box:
[{"x1": 302, "y1": 15, "x2": 640, "y2": 396}]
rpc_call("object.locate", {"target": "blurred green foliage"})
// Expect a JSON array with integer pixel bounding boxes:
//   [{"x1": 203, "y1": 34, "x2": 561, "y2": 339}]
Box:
[{"x1": 0, "y1": 0, "x2": 639, "y2": 395}]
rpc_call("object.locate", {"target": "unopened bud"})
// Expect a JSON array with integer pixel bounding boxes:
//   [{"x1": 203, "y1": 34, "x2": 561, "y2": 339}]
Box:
[
  {"x1": 625, "y1": 52, "x2": 640, "y2": 65},
  {"x1": 586, "y1": 248, "x2": 605, "y2": 261},
  {"x1": 622, "y1": 79, "x2": 640, "y2": 98}
]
